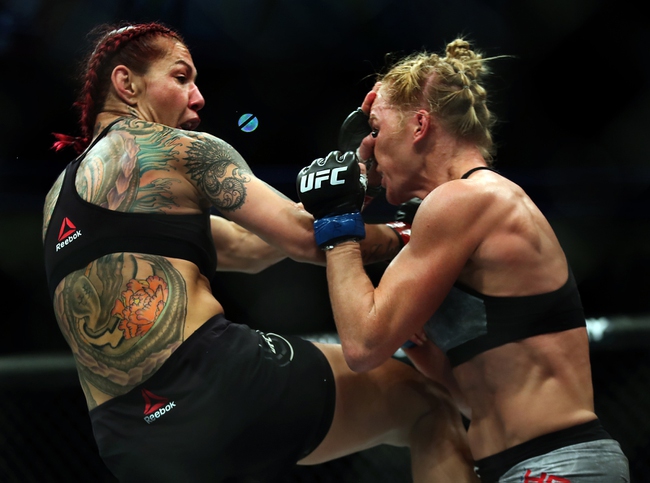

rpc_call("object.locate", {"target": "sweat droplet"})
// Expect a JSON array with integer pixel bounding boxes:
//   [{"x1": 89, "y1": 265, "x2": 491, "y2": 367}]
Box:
[{"x1": 238, "y1": 113, "x2": 259, "y2": 132}]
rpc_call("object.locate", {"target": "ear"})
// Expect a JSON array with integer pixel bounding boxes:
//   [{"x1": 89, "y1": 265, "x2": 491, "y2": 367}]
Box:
[
  {"x1": 111, "y1": 65, "x2": 140, "y2": 105},
  {"x1": 413, "y1": 110, "x2": 431, "y2": 143}
]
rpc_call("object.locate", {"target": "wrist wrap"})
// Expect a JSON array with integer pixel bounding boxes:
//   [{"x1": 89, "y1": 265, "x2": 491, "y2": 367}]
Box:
[
  {"x1": 314, "y1": 212, "x2": 365, "y2": 249},
  {"x1": 385, "y1": 221, "x2": 411, "y2": 248}
]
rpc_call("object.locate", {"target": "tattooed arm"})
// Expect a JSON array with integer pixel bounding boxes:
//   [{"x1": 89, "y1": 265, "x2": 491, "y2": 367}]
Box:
[{"x1": 184, "y1": 132, "x2": 402, "y2": 265}]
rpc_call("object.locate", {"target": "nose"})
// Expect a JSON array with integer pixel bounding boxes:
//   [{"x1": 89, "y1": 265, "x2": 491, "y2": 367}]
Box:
[{"x1": 189, "y1": 85, "x2": 205, "y2": 112}]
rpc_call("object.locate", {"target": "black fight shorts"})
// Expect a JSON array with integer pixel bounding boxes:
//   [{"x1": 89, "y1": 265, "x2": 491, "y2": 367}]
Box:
[{"x1": 89, "y1": 314, "x2": 336, "y2": 483}]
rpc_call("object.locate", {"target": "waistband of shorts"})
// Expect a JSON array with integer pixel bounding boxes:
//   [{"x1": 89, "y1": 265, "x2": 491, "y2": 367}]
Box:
[
  {"x1": 89, "y1": 313, "x2": 230, "y2": 416},
  {"x1": 475, "y1": 419, "x2": 611, "y2": 483}
]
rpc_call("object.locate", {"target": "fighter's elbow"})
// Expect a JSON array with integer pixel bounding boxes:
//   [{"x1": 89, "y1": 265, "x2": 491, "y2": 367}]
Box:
[{"x1": 342, "y1": 343, "x2": 384, "y2": 373}]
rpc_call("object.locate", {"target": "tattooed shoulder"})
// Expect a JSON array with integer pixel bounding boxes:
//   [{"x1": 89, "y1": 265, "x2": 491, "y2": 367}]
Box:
[{"x1": 182, "y1": 133, "x2": 253, "y2": 212}]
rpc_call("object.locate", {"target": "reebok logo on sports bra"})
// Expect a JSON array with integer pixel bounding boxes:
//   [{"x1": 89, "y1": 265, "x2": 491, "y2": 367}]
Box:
[{"x1": 55, "y1": 217, "x2": 82, "y2": 252}]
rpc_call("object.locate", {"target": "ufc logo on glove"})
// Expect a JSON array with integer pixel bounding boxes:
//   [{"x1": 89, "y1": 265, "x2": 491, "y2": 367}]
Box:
[
  {"x1": 298, "y1": 167, "x2": 348, "y2": 192},
  {"x1": 296, "y1": 151, "x2": 366, "y2": 249}
]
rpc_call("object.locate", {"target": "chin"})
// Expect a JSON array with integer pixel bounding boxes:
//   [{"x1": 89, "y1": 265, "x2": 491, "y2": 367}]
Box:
[
  {"x1": 385, "y1": 190, "x2": 402, "y2": 206},
  {"x1": 386, "y1": 190, "x2": 416, "y2": 206}
]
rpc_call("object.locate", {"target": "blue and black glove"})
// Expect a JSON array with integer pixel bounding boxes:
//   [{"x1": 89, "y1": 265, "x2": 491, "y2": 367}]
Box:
[{"x1": 297, "y1": 150, "x2": 366, "y2": 250}]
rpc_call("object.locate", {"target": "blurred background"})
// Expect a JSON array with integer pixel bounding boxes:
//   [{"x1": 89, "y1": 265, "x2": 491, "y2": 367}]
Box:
[{"x1": 0, "y1": 0, "x2": 648, "y2": 481}]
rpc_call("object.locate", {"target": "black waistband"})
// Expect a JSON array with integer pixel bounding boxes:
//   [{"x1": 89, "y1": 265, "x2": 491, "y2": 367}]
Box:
[
  {"x1": 89, "y1": 313, "x2": 229, "y2": 416},
  {"x1": 475, "y1": 419, "x2": 611, "y2": 483}
]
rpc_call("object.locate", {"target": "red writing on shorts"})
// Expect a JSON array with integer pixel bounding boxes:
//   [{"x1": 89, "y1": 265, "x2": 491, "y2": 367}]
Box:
[{"x1": 524, "y1": 469, "x2": 571, "y2": 483}]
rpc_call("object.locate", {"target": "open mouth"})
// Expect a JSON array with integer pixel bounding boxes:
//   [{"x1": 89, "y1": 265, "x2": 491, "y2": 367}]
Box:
[{"x1": 180, "y1": 118, "x2": 200, "y2": 131}]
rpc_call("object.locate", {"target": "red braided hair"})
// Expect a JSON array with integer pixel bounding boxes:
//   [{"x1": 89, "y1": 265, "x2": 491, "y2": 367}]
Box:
[{"x1": 51, "y1": 22, "x2": 184, "y2": 154}]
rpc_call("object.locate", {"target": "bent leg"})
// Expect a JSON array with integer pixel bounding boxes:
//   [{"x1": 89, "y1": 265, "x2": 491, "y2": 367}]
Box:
[{"x1": 298, "y1": 343, "x2": 478, "y2": 483}]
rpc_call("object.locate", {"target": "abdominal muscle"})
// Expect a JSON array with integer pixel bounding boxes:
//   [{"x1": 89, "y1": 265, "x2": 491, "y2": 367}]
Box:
[{"x1": 454, "y1": 328, "x2": 597, "y2": 460}]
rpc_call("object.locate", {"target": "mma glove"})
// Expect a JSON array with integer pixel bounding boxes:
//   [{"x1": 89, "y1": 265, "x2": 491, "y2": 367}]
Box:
[
  {"x1": 297, "y1": 151, "x2": 367, "y2": 250},
  {"x1": 339, "y1": 107, "x2": 371, "y2": 154},
  {"x1": 338, "y1": 107, "x2": 383, "y2": 210},
  {"x1": 385, "y1": 197, "x2": 422, "y2": 248}
]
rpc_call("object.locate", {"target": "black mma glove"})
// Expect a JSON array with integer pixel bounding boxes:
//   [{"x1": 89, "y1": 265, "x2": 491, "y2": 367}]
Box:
[
  {"x1": 395, "y1": 197, "x2": 422, "y2": 224},
  {"x1": 385, "y1": 198, "x2": 422, "y2": 248},
  {"x1": 338, "y1": 107, "x2": 371, "y2": 154},
  {"x1": 338, "y1": 107, "x2": 383, "y2": 210},
  {"x1": 297, "y1": 151, "x2": 367, "y2": 250}
]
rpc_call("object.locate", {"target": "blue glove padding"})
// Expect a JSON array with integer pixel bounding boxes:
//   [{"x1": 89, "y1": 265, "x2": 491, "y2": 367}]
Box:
[{"x1": 314, "y1": 212, "x2": 365, "y2": 249}]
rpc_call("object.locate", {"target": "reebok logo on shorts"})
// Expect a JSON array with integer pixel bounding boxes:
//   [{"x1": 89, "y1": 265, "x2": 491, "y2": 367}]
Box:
[
  {"x1": 55, "y1": 217, "x2": 82, "y2": 251},
  {"x1": 142, "y1": 389, "x2": 176, "y2": 424}
]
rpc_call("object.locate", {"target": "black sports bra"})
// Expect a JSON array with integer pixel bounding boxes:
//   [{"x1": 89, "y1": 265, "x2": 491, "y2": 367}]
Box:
[
  {"x1": 424, "y1": 270, "x2": 586, "y2": 367},
  {"x1": 424, "y1": 166, "x2": 586, "y2": 366},
  {"x1": 461, "y1": 166, "x2": 497, "y2": 179},
  {"x1": 43, "y1": 120, "x2": 217, "y2": 299}
]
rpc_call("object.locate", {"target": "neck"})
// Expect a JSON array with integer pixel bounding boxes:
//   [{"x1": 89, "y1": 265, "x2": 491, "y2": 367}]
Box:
[
  {"x1": 97, "y1": 108, "x2": 137, "y2": 122},
  {"x1": 93, "y1": 110, "x2": 137, "y2": 138},
  {"x1": 427, "y1": 135, "x2": 486, "y2": 183}
]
